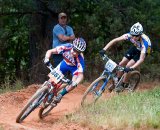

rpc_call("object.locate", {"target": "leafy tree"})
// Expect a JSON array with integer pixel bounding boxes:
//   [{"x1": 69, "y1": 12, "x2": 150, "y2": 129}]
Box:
[{"x1": 0, "y1": 0, "x2": 160, "y2": 84}]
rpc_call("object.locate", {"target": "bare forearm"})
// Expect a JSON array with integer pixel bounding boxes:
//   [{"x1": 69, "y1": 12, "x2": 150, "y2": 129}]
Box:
[
  {"x1": 131, "y1": 53, "x2": 145, "y2": 69},
  {"x1": 103, "y1": 39, "x2": 117, "y2": 50},
  {"x1": 66, "y1": 74, "x2": 83, "y2": 92},
  {"x1": 103, "y1": 36, "x2": 124, "y2": 51},
  {"x1": 45, "y1": 49, "x2": 57, "y2": 59},
  {"x1": 69, "y1": 35, "x2": 75, "y2": 41},
  {"x1": 58, "y1": 35, "x2": 75, "y2": 42},
  {"x1": 73, "y1": 73, "x2": 84, "y2": 84},
  {"x1": 131, "y1": 59, "x2": 144, "y2": 68}
]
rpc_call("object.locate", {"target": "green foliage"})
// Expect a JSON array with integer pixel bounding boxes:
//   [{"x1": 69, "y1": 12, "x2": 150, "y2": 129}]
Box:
[
  {"x1": 0, "y1": 0, "x2": 31, "y2": 82},
  {"x1": 68, "y1": 0, "x2": 160, "y2": 81},
  {"x1": 140, "y1": 51, "x2": 160, "y2": 81},
  {"x1": 0, "y1": 0, "x2": 160, "y2": 83},
  {"x1": 0, "y1": 77, "x2": 24, "y2": 94},
  {"x1": 66, "y1": 86, "x2": 160, "y2": 129}
]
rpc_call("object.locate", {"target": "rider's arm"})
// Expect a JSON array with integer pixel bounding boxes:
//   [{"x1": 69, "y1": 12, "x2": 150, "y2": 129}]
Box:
[
  {"x1": 58, "y1": 34, "x2": 75, "y2": 42},
  {"x1": 45, "y1": 48, "x2": 58, "y2": 59},
  {"x1": 131, "y1": 52, "x2": 146, "y2": 69},
  {"x1": 57, "y1": 26, "x2": 75, "y2": 42},
  {"x1": 73, "y1": 73, "x2": 84, "y2": 85},
  {"x1": 73, "y1": 55, "x2": 85, "y2": 85},
  {"x1": 103, "y1": 35, "x2": 126, "y2": 51}
]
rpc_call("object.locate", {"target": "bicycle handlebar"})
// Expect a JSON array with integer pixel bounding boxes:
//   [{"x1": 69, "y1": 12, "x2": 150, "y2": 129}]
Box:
[
  {"x1": 47, "y1": 63, "x2": 71, "y2": 84},
  {"x1": 101, "y1": 54, "x2": 125, "y2": 72},
  {"x1": 47, "y1": 62, "x2": 54, "y2": 71},
  {"x1": 101, "y1": 54, "x2": 109, "y2": 61}
]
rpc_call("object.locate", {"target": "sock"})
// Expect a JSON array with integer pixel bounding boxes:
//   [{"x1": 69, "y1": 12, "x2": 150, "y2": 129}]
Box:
[{"x1": 60, "y1": 88, "x2": 68, "y2": 96}]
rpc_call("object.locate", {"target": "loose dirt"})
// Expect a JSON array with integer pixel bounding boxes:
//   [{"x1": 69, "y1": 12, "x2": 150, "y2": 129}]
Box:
[{"x1": 0, "y1": 82, "x2": 159, "y2": 130}]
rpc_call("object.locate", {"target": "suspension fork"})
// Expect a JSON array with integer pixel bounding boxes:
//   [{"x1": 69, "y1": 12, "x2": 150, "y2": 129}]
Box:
[
  {"x1": 99, "y1": 75, "x2": 111, "y2": 92},
  {"x1": 99, "y1": 70, "x2": 112, "y2": 91}
]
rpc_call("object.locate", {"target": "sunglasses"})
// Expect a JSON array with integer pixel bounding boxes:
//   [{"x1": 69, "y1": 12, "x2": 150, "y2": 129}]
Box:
[{"x1": 132, "y1": 35, "x2": 140, "y2": 37}]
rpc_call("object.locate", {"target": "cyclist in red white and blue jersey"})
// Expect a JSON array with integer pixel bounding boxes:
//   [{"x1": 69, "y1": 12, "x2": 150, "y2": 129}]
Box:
[
  {"x1": 44, "y1": 38, "x2": 86, "y2": 104},
  {"x1": 99, "y1": 22, "x2": 152, "y2": 91}
]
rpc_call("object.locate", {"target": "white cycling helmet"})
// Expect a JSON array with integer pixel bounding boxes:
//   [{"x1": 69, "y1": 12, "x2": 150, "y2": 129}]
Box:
[
  {"x1": 130, "y1": 22, "x2": 143, "y2": 36},
  {"x1": 73, "y1": 38, "x2": 86, "y2": 52}
]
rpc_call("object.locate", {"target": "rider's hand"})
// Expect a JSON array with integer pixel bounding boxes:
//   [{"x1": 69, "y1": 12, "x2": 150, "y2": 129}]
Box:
[
  {"x1": 124, "y1": 67, "x2": 134, "y2": 73},
  {"x1": 43, "y1": 57, "x2": 50, "y2": 66},
  {"x1": 71, "y1": 81, "x2": 77, "y2": 88},
  {"x1": 99, "y1": 49, "x2": 106, "y2": 56}
]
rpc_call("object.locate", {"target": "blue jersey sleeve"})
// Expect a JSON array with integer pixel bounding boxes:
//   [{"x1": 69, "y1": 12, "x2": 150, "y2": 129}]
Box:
[{"x1": 53, "y1": 25, "x2": 64, "y2": 36}]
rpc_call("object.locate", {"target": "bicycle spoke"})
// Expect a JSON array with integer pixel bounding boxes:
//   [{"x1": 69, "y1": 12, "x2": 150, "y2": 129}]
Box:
[{"x1": 81, "y1": 76, "x2": 108, "y2": 106}]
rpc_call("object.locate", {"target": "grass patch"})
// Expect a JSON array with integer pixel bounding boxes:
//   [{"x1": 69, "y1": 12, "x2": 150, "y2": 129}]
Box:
[
  {"x1": 66, "y1": 86, "x2": 160, "y2": 129},
  {"x1": 0, "y1": 78, "x2": 24, "y2": 94}
]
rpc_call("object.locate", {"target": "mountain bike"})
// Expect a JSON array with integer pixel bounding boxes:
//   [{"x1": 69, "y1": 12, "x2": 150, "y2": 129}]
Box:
[
  {"x1": 16, "y1": 63, "x2": 71, "y2": 123},
  {"x1": 81, "y1": 54, "x2": 141, "y2": 106}
]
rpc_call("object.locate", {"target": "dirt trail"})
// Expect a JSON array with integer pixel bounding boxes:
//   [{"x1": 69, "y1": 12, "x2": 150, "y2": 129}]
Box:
[{"x1": 0, "y1": 82, "x2": 159, "y2": 130}]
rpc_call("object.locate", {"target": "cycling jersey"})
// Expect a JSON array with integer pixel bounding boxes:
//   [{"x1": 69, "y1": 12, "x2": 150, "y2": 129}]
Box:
[
  {"x1": 55, "y1": 43, "x2": 85, "y2": 75},
  {"x1": 123, "y1": 33, "x2": 152, "y2": 54}
]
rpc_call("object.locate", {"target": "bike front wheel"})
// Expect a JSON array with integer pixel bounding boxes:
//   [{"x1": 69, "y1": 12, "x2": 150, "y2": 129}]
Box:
[
  {"x1": 81, "y1": 76, "x2": 110, "y2": 107},
  {"x1": 16, "y1": 84, "x2": 48, "y2": 123}
]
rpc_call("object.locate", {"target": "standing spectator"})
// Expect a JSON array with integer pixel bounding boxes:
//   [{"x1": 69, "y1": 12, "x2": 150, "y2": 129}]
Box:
[{"x1": 52, "y1": 12, "x2": 75, "y2": 67}]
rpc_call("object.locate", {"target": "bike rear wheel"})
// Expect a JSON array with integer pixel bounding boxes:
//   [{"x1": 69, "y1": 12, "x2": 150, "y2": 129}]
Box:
[
  {"x1": 81, "y1": 76, "x2": 110, "y2": 107},
  {"x1": 38, "y1": 101, "x2": 56, "y2": 119},
  {"x1": 127, "y1": 70, "x2": 141, "y2": 91},
  {"x1": 116, "y1": 70, "x2": 141, "y2": 92},
  {"x1": 16, "y1": 84, "x2": 48, "y2": 123},
  {"x1": 38, "y1": 92, "x2": 56, "y2": 119},
  {"x1": 39, "y1": 83, "x2": 68, "y2": 119}
]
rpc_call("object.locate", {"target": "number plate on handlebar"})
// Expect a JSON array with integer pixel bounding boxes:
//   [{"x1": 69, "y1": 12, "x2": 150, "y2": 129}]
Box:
[
  {"x1": 105, "y1": 59, "x2": 117, "y2": 72},
  {"x1": 48, "y1": 68, "x2": 64, "y2": 84}
]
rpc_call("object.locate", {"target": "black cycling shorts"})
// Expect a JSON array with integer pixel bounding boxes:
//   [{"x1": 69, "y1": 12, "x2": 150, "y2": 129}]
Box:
[{"x1": 124, "y1": 46, "x2": 141, "y2": 62}]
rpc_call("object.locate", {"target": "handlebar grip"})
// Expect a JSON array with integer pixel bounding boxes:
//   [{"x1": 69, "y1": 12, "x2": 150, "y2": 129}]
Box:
[{"x1": 47, "y1": 63, "x2": 54, "y2": 71}]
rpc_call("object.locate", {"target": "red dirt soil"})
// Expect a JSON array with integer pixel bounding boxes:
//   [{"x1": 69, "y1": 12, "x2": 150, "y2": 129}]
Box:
[{"x1": 0, "y1": 82, "x2": 159, "y2": 130}]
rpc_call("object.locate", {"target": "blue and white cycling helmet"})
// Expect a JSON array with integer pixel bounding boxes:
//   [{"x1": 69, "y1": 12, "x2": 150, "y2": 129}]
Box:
[
  {"x1": 73, "y1": 38, "x2": 86, "y2": 52},
  {"x1": 130, "y1": 22, "x2": 143, "y2": 36}
]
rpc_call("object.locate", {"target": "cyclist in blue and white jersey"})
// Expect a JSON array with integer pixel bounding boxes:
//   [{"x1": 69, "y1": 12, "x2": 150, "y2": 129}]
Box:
[
  {"x1": 44, "y1": 38, "x2": 86, "y2": 104},
  {"x1": 99, "y1": 22, "x2": 152, "y2": 91}
]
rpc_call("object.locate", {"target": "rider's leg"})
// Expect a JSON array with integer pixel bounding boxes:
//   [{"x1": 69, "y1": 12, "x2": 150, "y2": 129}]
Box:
[
  {"x1": 123, "y1": 49, "x2": 141, "y2": 85},
  {"x1": 54, "y1": 73, "x2": 84, "y2": 103},
  {"x1": 58, "y1": 75, "x2": 78, "y2": 97},
  {"x1": 108, "y1": 57, "x2": 128, "y2": 92},
  {"x1": 118, "y1": 46, "x2": 139, "y2": 82},
  {"x1": 123, "y1": 59, "x2": 136, "y2": 84},
  {"x1": 117, "y1": 57, "x2": 129, "y2": 79}
]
